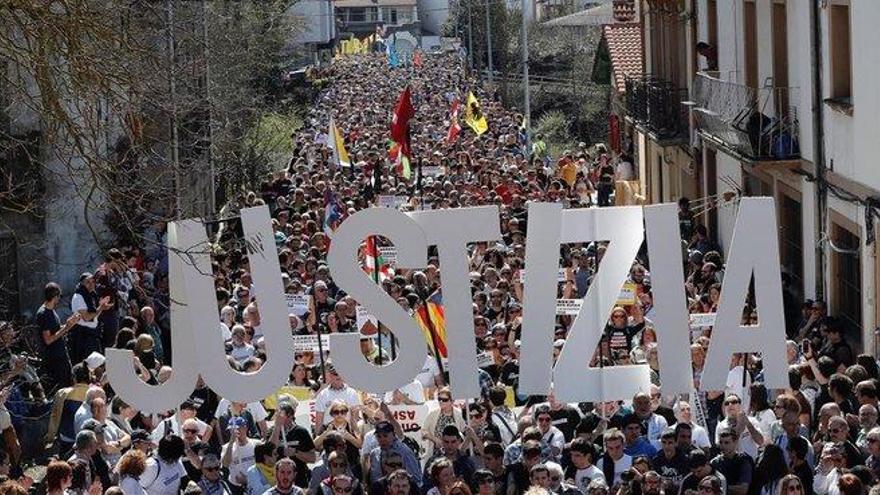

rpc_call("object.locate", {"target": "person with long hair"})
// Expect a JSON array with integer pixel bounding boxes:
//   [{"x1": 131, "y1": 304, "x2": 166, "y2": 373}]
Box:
[
  {"x1": 750, "y1": 384, "x2": 776, "y2": 436},
  {"x1": 44, "y1": 460, "x2": 73, "y2": 495},
  {"x1": 423, "y1": 387, "x2": 467, "y2": 459},
  {"x1": 117, "y1": 450, "x2": 147, "y2": 495},
  {"x1": 425, "y1": 458, "x2": 456, "y2": 495},
  {"x1": 777, "y1": 475, "x2": 804, "y2": 495},
  {"x1": 141, "y1": 435, "x2": 187, "y2": 494},
  {"x1": 748, "y1": 444, "x2": 789, "y2": 495}
]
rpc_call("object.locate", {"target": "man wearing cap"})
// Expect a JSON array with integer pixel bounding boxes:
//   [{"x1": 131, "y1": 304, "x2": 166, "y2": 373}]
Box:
[
  {"x1": 368, "y1": 420, "x2": 422, "y2": 485},
  {"x1": 69, "y1": 272, "x2": 113, "y2": 363},
  {"x1": 678, "y1": 449, "x2": 726, "y2": 495},
  {"x1": 198, "y1": 453, "x2": 233, "y2": 494},
  {"x1": 222, "y1": 416, "x2": 260, "y2": 492}
]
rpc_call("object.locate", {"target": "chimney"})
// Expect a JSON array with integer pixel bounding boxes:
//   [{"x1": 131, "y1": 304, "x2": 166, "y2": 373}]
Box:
[{"x1": 612, "y1": 0, "x2": 636, "y2": 23}]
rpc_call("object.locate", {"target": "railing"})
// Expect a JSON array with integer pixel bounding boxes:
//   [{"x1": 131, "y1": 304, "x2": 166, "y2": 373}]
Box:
[
  {"x1": 624, "y1": 76, "x2": 689, "y2": 141},
  {"x1": 691, "y1": 71, "x2": 800, "y2": 161}
]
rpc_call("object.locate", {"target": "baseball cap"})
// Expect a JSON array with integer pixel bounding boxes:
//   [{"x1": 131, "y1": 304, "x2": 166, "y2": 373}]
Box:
[
  {"x1": 79, "y1": 272, "x2": 94, "y2": 282},
  {"x1": 85, "y1": 352, "x2": 106, "y2": 371},
  {"x1": 375, "y1": 421, "x2": 395, "y2": 434},
  {"x1": 227, "y1": 416, "x2": 248, "y2": 430},
  {"x1": 131, "y1": 429, "x2": 151, "y2": 444}
]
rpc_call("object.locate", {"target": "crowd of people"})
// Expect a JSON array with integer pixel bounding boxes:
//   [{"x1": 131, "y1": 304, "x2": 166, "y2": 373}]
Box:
[{"x1": 0, "y1": 50, "x2": 874, "y2": 495}]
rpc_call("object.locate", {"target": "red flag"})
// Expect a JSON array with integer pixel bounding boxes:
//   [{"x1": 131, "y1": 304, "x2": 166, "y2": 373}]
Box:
[
  {"x1": 390, "y1": 86, "x2": 415, "y2": 157},
  {"x1": 413, "y1": 50, "x2": 424, "y2": 68},
  {"x1": 446, "y1": 98, "x2": 462, "y2": 144}
]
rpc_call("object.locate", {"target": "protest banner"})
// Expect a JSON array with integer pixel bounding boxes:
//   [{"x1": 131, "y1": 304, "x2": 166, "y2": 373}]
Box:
[
  {"x1": 357, "y1": 305, "x2": 379, "y2": 334},
  {"x1": 378, "y1": 195, "x2": 408, "y2": 209},
  {"x1": 422, "y1": 165, "x2": 441, "y2": 177},
  {"x1": 378, "y1": 246, "x2": 398, "y2": 266},
  {"x1": 388, "y1": 401, "x2": 436, "y2": 460},
  {"x1": 689, "y1": 313, "x2": 717, "y2": 328},
  {"x1": 263, "y1": 385, "x2": 313, "y2": 410},
  {"x1": 294, "y1": 400, "x2": 316, "y2": 431},
  {"x1": 285, "y1": 294, "x2": 310, "y2": 316},
  {"x1": 556, "y1": 299, "x2": 583, "y2": 316},
  {"x1": 616, "y1": 282, "x2": 637, "y2": 306},
  {"x1": 292, "y1": 334, "x2": 330, "y2": 353},
  {"x1": 476, "y1": 352, "x2": 494, "y2": 368}
]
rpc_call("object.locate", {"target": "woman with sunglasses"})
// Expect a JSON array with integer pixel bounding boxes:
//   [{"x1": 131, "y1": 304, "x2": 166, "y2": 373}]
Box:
[
  {"x1": 423, "y1": 387, "x2": 468, "y2": 459},
  {"x1": 319, "y1": 454, "x2": 363, "y2": 495},
  {"x1": 316, "y1": 400, "x2": 363, "y2": 468},
  {"x1": 697, "y1": 475, "x2": 724, "y2": 495}
]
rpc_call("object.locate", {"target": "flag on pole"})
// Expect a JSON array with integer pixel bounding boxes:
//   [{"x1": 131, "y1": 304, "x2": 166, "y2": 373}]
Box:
[
  {"x1": 387, "y1": 42, "x2": 400, "y2": 68},
  {"x1": 323, "y1": 188, "x2": 344, "y2": 235},
  {"x1": 328, "y1": 117, "x2": 351, "y2": 169},
  {"x1": 446, "y1": 98, "x2": 462, "y2": 144},
  {"x1": 464, "y1": 92, "x2": 488, "y2": 135},
  {"x1": 415, "y1": 291, "x2": 448, "y2": 358},
  {"x1": 388, "y1": 141, "x2": 411, "y2": 180},
  {"x1": 413, "y1": 49, "x2": 424, "y2": 68},
  {"x1": 390, "y1": 86, "x2": 415, "y2": 178},
  {"x1": 363, "y1": 236, "x2": 392, "y2": 282}
]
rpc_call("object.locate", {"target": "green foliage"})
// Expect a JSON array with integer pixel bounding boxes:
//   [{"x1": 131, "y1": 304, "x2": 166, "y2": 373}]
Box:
[{"x1": 244, "y1": 109, "x2": 303, "y2": 167}]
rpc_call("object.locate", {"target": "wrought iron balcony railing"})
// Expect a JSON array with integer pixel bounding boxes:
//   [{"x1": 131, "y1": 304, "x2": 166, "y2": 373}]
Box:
[
  {"x1": 691, "y1": 72, "x2": 800, "y2": 162},
  {"x1": 624, "y1": 76, "x2": 689, "y2": 141}
]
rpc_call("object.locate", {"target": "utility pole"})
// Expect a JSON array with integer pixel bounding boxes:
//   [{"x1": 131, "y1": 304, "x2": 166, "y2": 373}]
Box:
[
  {"x1": 485, "y1": 0, "x2": 493, "y2": 84},
  {"x1": 521, "y1": 0, "x2": 531, "y2": 159},
  {"x1": 467, "y1": 2, "x2": 474, "y2": 70},
  {"x1": 166, "y1": 0, "x2": 181, "y2": 219},
  {"x1": 201, "y1": 0, "x2": 216, "y2": 217}
]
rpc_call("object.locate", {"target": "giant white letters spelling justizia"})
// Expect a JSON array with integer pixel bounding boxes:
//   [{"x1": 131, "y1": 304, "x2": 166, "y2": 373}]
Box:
[{"x1": 107, "y1": 198, "x2": 788, "y2": 413}]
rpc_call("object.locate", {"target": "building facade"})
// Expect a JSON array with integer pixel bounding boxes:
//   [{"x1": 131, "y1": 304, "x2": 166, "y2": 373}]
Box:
[{"x1": 626, "y1": 0, "x2": 880, "y2": 353}]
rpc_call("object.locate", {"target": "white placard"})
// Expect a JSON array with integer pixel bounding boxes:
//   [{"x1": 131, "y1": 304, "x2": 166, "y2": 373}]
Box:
[
  {"x1": 476, "y1": 352, "x2": 495, "y2": 368},
  {"x1": 294, "y1": 399, "x2": 316, "y2": 431},
  {"x1": 378, "y1": 195, "x2": 408, "y2": 209},
  {"x1": 557, "y1": 268, "x2": 567, "y2": 282},
  {"x1": 422, "y1": 165, "x2": 441, "y2": 177},
  {"x1": 388, "y1": 402, "x2": 437, "y2": 460},
  {"x1": 286, "y1": 294, "x2": 310, "y2": 316},
  {"x1": 292, "y1": 334, "x2": 331, "y2": 353},
  {"x1": 356, "y1": 305, "x2": 379, "y2": 333},
  {"x1": 689, "y1": 313, "x2": 717, "y2": 328},
  {"x1": 556, "y1": 298, "x2": 583, "y2": 316},
  {"x1": 378, "y1": 246, "x2": 398, "y2": 266}
]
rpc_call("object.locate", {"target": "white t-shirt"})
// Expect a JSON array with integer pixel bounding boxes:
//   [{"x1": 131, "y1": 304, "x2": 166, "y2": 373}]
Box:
[
  {"x1": 574, "y1": 465, "x2": 605, "y2": 493},
  {"x1": 415, "y1": 355, "x2": 442, "y2": 388},
  {"x1": 231, "y1": 343, "x2": 256, "y2": 363},
  {"x1": 222, "y1": 438, "x2": 258, "y2": 487},
  {"x1": 597, "y1": 454, "x2": 633, "y2": 486},
  {"x1": 120, "y1": 475, "x2": 146, "y2": 495},
  {"x1": 314, "y1": 385, "x2": 361, "y2": 425},
  {"x1": 140, "y1": 458, "x2": 187, "y2": 495},
  {"x1": 71, "y1": 293, "x2": 99, "y2": 328}
]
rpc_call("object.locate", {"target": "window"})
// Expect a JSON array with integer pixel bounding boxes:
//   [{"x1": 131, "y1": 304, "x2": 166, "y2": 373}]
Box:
[
  {"x1": 778, "y1": 189, "x2": 803, "y2": 299},
  {"x1": 707, "y1": 0, "x2": 718, "y2": 52},
  {"x1": 743, "y1": 0, "x2": 758, "y2": 88},
  {"x1": 832, "y1": 221, "x2": 861, "y2": 336},
  {"x1": 772, "y1": 1, "x2": 789, "y2": 112},
  {"x1": 829, "y1": 2, "x2": 852, "y2": 102}
]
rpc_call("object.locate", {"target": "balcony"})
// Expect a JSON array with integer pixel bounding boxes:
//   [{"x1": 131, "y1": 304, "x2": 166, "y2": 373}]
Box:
[
  {"x1": 691, "y1": 72, "x2": 800, "y2": 162},
  {"x1": 624, "y1": 76, "x2": 689, "y2": 143}
]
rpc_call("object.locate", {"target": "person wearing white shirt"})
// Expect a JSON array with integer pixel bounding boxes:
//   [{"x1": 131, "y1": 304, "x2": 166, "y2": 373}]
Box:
[
  {"x1": 314, "y1": 366, "x2": 361, "y2": 431},
  {"x1": 714, "y1": 393, "x2": 765, "y2": 461},
  {"x1": 672, "y1": 401, "x2": 711, "y2": 449},
  {"x1": 222, "y1": 417, "x2": 260, "y2": 491},
  {"x1": 534, "y1": 406, "x2": 565, "y2": 462},
  {"x1": 813, "y1": 444, "x2": 845, "y2": 495}
]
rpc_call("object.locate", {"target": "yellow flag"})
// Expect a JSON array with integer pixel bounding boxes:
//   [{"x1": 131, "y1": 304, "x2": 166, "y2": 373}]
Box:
[
  {"x1": 328, "y1": 117, "x2": 350, "y2": 168},
  {"x1": 464, "y1": 92, "x2": 488, "y2": 135}
]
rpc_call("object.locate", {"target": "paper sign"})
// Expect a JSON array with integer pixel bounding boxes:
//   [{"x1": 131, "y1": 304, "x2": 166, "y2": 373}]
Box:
[
  {"x1": 292, "y1": 334, "x2": 330, "y2": 353},
  {"x1": 378, "y1": 246, "x2": 398, "y2": 266},
  {"x1": 689, "y1": 313, "x2": 717, "y2": 328},
  {"x1": 294, "y1": 399, "x2": 316, "y2": 431},
  {"x1": 476, "y1": 352, "x2": 495, "y2": 368},
  {"x1": 357, "y1": 306, "x2": 379, "y2": 334},
  {"x1": 422, "y1": 165, "x2": 441, "y2": 177},
  {"x1": 557, "y1": 268, "x2": 567, "y2": 282},
  {"x1": 556, "y1": 299, "x2": 583, "y2": 316},
  {"x1": 504, "y1": 386, "x2": 516, "y2": 408},
  {"x1": 378, "y1": 195, "x2": 408, "y2": 209},
  {"x1": 388, "y1": 402, "x2": 436, "y2": 459},
  {"x1": 286, "y1": 294, "x2": 310, "y2": 316},
  {"x1": 616, "y1": 282, "x2": 637, "y2": 306}
]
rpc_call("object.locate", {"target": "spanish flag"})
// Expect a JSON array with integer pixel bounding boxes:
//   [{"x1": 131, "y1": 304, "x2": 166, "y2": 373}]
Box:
[
  {"x1": 464, "y1": 92, "x2": 488, "y2": 135},
  {"x1": 328, "y1": 116, "x2": 350, "y2": 169},
  {"x1": 415, "y1": 291, "x2": 447, "y2": 358}
]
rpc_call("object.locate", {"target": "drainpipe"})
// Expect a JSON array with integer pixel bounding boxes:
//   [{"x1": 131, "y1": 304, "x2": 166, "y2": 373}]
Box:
[{"x1": 810, "y1": 0, "x2": 827, "y2": 301}]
